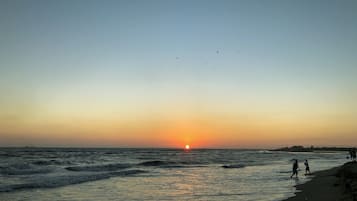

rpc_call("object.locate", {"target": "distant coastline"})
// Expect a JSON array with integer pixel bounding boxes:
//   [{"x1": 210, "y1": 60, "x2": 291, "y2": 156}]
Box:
[
  {"x1": 271, "y1": 145, "x2": 354, "y2": 152},
  {"x1": 0, "y1": 146, "x2": 354, "y2": 152}
]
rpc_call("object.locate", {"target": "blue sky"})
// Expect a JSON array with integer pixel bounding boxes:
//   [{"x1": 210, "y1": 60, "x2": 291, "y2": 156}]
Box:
[{"x1": 1, "y1": 0, "x2": 357, "y2": 147}]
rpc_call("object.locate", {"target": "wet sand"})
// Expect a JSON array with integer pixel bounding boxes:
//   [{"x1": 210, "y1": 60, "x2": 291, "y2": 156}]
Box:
[{"x1": 285, "y1": 161, "x2": 357, "y2": 201}]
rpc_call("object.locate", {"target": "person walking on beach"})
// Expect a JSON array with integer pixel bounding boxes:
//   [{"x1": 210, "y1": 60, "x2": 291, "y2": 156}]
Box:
[
  {"x1": 304, "y1": 159, "x2": 311, "y2": 175},
  {"x1": 290, "y1": 159, "x2": 299, "y2": 178},
  {"x1": 349, "y1": 148, "x2": 356, "y2": 161}
]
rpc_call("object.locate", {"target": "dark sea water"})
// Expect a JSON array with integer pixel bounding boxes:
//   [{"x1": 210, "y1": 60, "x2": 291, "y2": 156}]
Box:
[{"x1": 0, "y1": 148, "x2": 347, "y2": 201}]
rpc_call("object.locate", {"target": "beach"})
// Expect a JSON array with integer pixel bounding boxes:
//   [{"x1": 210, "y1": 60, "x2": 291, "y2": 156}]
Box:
[{"x1": 285, "y1": 161, "x2": 357, "y2": 201}]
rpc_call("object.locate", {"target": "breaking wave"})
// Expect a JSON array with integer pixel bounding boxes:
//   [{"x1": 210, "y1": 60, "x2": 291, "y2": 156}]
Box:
[
  {"x1": 0, "y1": 169, "x2": 147, "y2": 193},
  {"x1": 0, "y1": 163, "x2": 52, "y2": 175},
  {"x1": 65, "y1": 163, "x2": 132, "y2": 172}
]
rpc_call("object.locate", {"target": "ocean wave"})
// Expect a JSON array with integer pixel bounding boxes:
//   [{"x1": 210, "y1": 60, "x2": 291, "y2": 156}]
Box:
[
  {"x1": 138, "y1": 160, "x2": 177, "y2": 166},
  {"x1": 137, "y1": 160, "x2": 206, "y2": 168},
  {"x1": 0, "y1": 153, "x2": 21, "y2": 158},
  {"x1": 32, "y1": 160, "x2": 72, "y2": 166},
  {"x1": 222, "y1": 164, "x2": 245, "y2": 169},
  {"x1": 0, "y1": 163, "x2": 52, "y2": 175},
  {"x1": 65, "y1": 163, "x2": 132, "y2": 172},
  {"x1": 0, "y1": 169, "x2": 147, "y2": 193},
  {"x1": 0, "y1": 168, "x2": 52, "y2": 175}
]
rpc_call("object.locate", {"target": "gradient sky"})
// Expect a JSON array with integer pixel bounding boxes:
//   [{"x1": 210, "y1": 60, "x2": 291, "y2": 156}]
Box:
[{"x1": 1, "y1": 0, "x2": 357, "y2": 148}]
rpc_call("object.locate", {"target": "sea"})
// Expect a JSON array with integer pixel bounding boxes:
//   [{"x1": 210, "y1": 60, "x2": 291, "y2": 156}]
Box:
[{"x1": 0, "y1": 148, "x2": 348, "y2": 201}]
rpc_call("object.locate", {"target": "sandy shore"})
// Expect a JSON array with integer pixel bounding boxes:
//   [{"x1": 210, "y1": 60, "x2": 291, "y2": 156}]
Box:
[{"x1": 284, "y1": 161, "x2": 357, "y2": 201}]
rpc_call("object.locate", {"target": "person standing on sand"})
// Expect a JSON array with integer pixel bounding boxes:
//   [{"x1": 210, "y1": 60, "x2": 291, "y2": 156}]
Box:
[
  {"x1": 304, "y1": 159, "x2": 311, "y2": 175},
  {"x1": 290, "y1": 159, "x2": 299, "y2": 178}
]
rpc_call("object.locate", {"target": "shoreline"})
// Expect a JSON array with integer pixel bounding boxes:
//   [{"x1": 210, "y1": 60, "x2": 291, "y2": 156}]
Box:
[{"x1": 284, "y1": 161, "x2": 357, "y2": 201}]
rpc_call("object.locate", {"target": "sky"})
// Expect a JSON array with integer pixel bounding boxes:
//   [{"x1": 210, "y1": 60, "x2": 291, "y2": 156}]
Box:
[{"x1": 1, "y1": 0, "x2": 357, "y2": 148}]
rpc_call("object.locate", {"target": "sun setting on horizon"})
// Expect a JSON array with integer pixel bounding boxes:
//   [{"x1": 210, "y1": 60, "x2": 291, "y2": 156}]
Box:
[{"x1": 185, "y1": 144, "x2": 190, "y2": 150}]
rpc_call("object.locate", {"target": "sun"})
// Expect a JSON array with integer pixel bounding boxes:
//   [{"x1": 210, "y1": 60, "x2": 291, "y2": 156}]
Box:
[{"x1": 185, "y1": 144, "x2": 190, "y2": 150}]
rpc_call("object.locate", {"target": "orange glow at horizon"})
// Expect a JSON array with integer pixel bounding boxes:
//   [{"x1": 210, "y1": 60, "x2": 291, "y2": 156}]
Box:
[{"x1": 1, "y1": 102, "x2": 357, "y2": 148}]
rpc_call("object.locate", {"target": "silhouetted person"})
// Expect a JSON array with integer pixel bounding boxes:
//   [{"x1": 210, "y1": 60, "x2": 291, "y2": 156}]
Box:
[
  {"x1": 290, "y1": 159, "x2": 298, "y2": 178},
  {"x1": 304, "y1": 159, "x2": 311, "y2": 175},
  {"x1": 349, "y1": 149, "x2": 356, "y2": 161}
]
